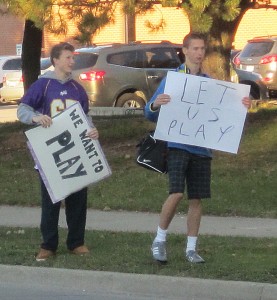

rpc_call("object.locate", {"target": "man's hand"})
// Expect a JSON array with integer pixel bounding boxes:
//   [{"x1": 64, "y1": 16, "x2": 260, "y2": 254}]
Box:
[
  {"x1": 32, "y1": 115, "x2": 52, "y2": 128},
  {"x1": 242, "y1": 96, "x2": 251, "y2": 109},
  {"x1": 86, "y1": 127, "x2": 99, "y2": 140},
  {"x1": 152, "y1": 94, "x2": 171, "y2": 109}
]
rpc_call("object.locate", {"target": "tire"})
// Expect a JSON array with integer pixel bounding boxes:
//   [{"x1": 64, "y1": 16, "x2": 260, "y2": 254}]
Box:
[
  {"x1": 249, "y1": 85, "x2": 259, "y2": 100},
  {"x1": 250, "y1": 100, "x2": 259, "y2": 109},
  {"x1": 116, "y1": 93, "x2": 145, "y2": 108}
]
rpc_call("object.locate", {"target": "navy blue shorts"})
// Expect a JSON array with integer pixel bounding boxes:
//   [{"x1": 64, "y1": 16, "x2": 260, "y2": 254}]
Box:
[{"x1": 167, "y1": 148, "x2": 211, "y2": 199}]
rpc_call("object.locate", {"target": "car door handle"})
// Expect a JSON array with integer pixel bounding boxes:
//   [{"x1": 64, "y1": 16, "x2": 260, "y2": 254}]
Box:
[{"x1": 147, "y1": 75, "x2": 159, "y2": 79}]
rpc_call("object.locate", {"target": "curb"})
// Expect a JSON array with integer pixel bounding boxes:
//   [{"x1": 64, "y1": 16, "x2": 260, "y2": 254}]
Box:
[
  {"x1": 89, "y1": 107, "x2": 144, "y2": 116},
  {"x1": 0, "y1": 265, "x2": 276, "y2": 300}
]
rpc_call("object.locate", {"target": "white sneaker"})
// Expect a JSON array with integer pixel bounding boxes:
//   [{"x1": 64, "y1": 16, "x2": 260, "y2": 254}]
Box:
[
  {"x1": 186, "y1": 250, "x2": 205, "y2": 263},
  {"x1": 151, "y1": 241, "x2": 167, "y2": 263}
]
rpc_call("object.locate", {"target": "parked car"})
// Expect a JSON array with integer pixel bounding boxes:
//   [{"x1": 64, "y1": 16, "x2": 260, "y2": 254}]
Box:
[
  {"x1": 72, "y1": 42, "x2": 182, "y2": 107},
  {"x1": 0, "y1": 58, "x2": 53, "y2": 102},
  {"x1": 0, "y1": 71, "x2": 23, "y2": 102},
  {"x1": 0, "y1": 56, "x2": 21, "y2": 88},
  {"x1": 234, "y1": 68, "x2": 269, "y2": 104},
  {"x1": 233, "y1": 36, "x2": 277, "y2": 98},
  {"x1": 230, "y1": 49, "x2": 269, "y2": 103}
]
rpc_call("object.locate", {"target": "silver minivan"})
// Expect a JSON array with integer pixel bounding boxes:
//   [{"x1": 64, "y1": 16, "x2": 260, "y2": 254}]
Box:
[
  {"x1": 73, "y1": 42, "x2": 181, "y2": 107},
  {"x1": 234, "y1": 36, "x2": 277, "y2": 98}
]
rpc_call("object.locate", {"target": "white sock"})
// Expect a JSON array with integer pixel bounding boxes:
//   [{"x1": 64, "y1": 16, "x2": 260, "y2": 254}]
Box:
[
  {"x1": 154, "y1": 226, "x2": 167, "y2": 242},
  {"x1": 186, "y1": 236, "x2": 198, "y2": 253}
]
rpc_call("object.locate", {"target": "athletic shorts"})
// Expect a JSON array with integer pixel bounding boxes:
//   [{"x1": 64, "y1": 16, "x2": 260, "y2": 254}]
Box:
[{"x1": 167, "y1": 148, "x2": 211, "y2": 199}]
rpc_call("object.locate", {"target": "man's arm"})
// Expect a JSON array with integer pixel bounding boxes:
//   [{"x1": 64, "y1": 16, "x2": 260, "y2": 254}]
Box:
[
  {"x1": 144, "y1": 78, "x2": 167, "y2": 122},
  {"x1": 17, "y1": 103, "x2": 42, "y2": 125}
]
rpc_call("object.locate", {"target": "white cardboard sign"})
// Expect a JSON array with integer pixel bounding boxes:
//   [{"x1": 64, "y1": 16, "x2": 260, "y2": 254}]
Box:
[
  {"x1": 25, "y1": 102, "x2": 111, "y2": 203},
  {"x1": 154, "y1": 71, "x2": 250, "y2": 154}
]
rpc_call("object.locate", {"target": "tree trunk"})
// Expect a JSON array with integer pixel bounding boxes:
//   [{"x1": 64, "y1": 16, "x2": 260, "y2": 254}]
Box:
[
  {"x1": 204, "y1": 9, "x2": 248, "y2": 81},
  {"x1": 125, "y1": 13, "x2": 136, "y2": 43},
  {"x1": 22, "y1": 20, "x2": 43, "y2": 91}
]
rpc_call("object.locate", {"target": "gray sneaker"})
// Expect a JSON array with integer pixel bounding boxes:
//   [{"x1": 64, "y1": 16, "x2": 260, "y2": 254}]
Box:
[
  {"x1": 151, "y1": 241, "x2": 167, "y2": 263},
  {"x1": 186, "y1": 250, "x2": 205, "y2": 263}
]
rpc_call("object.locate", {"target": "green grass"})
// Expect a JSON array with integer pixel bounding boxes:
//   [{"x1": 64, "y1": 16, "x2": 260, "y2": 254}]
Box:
[
  {"x1": 1, "y1": 109, "x2": 277, "y2": 217},
  {"x1": 0, "y1": 227, "x2": 276, "y2": 284}
]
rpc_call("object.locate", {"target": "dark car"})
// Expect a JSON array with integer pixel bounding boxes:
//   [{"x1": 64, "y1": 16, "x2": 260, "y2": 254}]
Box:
[{"x1": 234, "y1": 68, "x2": 269, "y2": 107}]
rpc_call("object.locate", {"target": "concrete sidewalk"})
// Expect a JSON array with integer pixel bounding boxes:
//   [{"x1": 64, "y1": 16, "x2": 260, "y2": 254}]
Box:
[
  {"x1": 0, "y1": 205, "x2": 276, "y2": 300},
  {"x1": 0, "y1": 205, "x2": 276, "y2": 238}
]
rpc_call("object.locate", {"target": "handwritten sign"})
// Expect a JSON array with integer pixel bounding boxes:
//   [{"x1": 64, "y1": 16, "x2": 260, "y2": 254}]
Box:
[
  {"x1": 154, "y1": 71, "x2": 250, "y2": 154},
  {"x1": 25, "y1": 102, "x2": 111, "y2": 203}
]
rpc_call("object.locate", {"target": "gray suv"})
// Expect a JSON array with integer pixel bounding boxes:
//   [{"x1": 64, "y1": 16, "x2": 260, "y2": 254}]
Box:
[
  {"x1": 234, "y1": 36, "x2": 277, "y2": 98},
  {"x1": 73, "y1": 42, "x2": 181, "y2": 107}
]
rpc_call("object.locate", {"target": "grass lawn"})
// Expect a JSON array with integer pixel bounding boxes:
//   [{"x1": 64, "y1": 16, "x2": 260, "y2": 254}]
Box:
[
  {"x1": 1, "y1": 107, "x2": 276, "y2": 217},
  {"x1": 0, "y1": 227, "x2": 276, "y2": 284}
]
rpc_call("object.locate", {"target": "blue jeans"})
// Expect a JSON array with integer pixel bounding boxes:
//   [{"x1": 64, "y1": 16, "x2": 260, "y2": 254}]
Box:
[{"x1": 40, "y1": 177, "x2": 88, "y2": 251}]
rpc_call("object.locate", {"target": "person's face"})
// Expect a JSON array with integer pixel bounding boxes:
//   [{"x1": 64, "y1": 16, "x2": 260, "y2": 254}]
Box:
[
  {"x1": 182, "y1": 39, "x2": 206, "y2": 65},
  {"x1": 53, "y1": 50, "x2": 75, "y2": 75}
]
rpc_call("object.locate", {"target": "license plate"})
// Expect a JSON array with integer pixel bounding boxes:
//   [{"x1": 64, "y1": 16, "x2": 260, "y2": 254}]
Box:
[
  {"x1": 7, "y1": 81, "x2": 16, "y2": 87},
  {"x1": 246, "y1": 65, "x2": 254, "y2": 72}
]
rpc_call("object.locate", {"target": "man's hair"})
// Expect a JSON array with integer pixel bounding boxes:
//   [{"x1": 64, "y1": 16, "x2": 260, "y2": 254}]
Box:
[
  {"x1": 182, "y1": 32, "x2": 207, "y2": 48},
  {"x1": 50, "y1": 42, "x2": 75, "y2": 65}
]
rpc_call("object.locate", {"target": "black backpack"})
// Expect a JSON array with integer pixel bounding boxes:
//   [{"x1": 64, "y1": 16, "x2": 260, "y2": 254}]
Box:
[{"x1": 136, "y1": 131, "x2": 168, "y2": 174}]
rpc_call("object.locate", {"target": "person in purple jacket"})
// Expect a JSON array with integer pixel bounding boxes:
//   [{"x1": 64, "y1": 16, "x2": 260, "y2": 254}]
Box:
[
  {"x1": 145, "y1": 32, "x2": 251, "y2": 264},
  {"x1": 17, "y1": 42, "x2": 99, "y2": 261}
]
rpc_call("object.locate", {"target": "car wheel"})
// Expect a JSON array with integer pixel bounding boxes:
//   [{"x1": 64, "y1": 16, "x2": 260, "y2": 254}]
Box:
[
  {"x1": 116, "y1": 93, "x2": 145, "y2": 108},
  {"x1": 249, "y1": 86, "x2": 259, "y2": 100}
]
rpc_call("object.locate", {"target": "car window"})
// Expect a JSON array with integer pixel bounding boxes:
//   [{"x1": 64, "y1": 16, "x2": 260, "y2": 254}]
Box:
[
  {"x1": 40, "y1": 58, "x2": 52, "y2": 70},
  {"x1": 146, "y1": 48, "x2": 180, "y2": 68},
  {"x1": 240, "y1": 41, "x2": 274, "y2": 58},
  {"x1": 107, "y1": 47, "x2": 180, "y2": 69},
  {"x1": 73, "y1": 53, "x2": 98, "y2": 70},
  {"x1": 3, "y1": 58, "x2": 22, "y2": 70},
  {"x1": 107, "y1": 50, "x2": 142, "y2": 68}
]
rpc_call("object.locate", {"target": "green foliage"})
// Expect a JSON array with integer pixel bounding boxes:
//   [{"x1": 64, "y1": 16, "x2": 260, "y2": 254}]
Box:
[
  {"x1": 161, "y1": 0, "x2": 180, "y2": 7},
  {"x1": 181, "y1": 0, "x2": 241, "y2": 33},
  {"x1": 0, "y1": 0, "x2": 51, "y2": 28},
  {"x1": 75, "y1": 11, "x2": 112, "y2": 44},
  {"x1": 223, "y1": 0, "x2": 241, "y2": 21}
]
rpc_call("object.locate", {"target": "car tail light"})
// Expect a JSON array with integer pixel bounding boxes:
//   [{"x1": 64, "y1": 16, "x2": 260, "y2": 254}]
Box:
[
  {"x1": 20, "y1": 76, "x2": 24, "y2": 82},
  {"x1": 79, "y1": 71, "x2": 106, "y2": 81},
  {"x1": 262, "y1": 72, "x2": 274, "y2": 83},
  {"x1": 260, "y1": 54, "x2": 277, "y2": 64},
  {"x1": 233, "y1": 56, "x2": 241, "y2": 66}
]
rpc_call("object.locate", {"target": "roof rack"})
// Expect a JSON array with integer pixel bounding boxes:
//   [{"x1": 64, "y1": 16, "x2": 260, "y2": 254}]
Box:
[
  {"x1": 252, "y1": 35, "x2": 277, "y2": 39},
  {"x1": 129, "y1": 40, "x2": 173, "y2": 44}
]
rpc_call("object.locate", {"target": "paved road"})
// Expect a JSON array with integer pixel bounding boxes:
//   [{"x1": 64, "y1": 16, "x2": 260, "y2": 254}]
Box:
[{"x1": 0, "y1": 104, "x2": 18, "y2": 123}]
